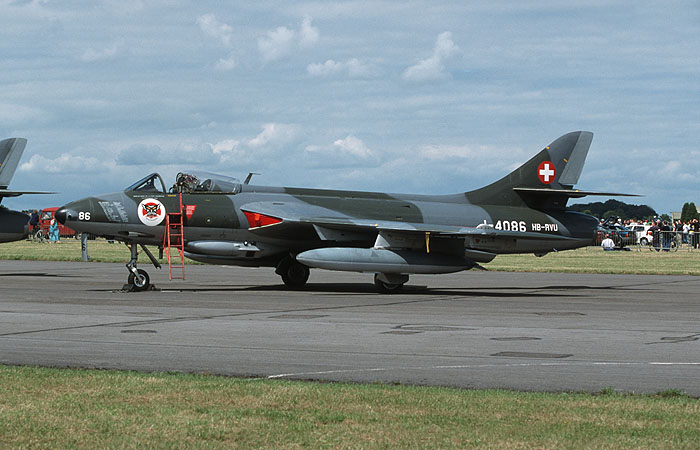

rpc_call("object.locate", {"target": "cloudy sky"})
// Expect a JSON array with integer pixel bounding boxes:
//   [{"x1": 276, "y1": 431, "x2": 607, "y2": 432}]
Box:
[{"x1": 2, "y1": 0, "x2": 698, "y2": 214}]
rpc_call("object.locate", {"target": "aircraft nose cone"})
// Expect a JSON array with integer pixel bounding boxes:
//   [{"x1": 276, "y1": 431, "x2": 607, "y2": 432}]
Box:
[{"x1": 55, "y1": 207, "x2": 71, "y2": 225}]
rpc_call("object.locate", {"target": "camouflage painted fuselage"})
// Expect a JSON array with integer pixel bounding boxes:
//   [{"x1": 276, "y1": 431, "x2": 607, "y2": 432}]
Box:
[
  {"x1": 60, "y1": 179, "x2": 597, "y2": 267},
  {"x1": 57, "y1": 131, "x2": 615, "y2": 288}
]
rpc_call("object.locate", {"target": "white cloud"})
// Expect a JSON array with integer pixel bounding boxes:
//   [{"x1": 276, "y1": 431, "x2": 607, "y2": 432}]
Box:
[
  {"x1": 305, "y1": 135, "x2": 379, "y2": 168},
  {"x1": 19, "y1": 153, "x2": 109, "y2": 174},
  {"x1": 307, "y1": 59, "x2": 343, "y2": 76},
  {"x1": 419, "y1": 144, "x2": 509, "y2": 161},
  {"x1": 332, "y1": 135, "x2": 374, "y2": 158},
  {"x1": 247, "y1": 123, "x2": 297, "y2": 148},
  {"x1": 258, "y1": 16, "x2": 320, "y2": 62},
  {"x1": 211, "y1": 139, "x2": 241, "y2": 155},
  {"x1": 197, "y1": 13, "x2": 233, "y2": 47},
  {"x1": 258, "y1": 26, "x2": 296, "y2": 62},
  {"x1": 307, "y1": 58, "x2": 371, "y2": 77},
  {"x1": 299, "y1": 15, "x2": 319, "y2": 47},
  {"x1": 215, "y1": 54, "x2": 236, "y2": 71},
  {"x1": 81, "y1": 40, "x2": 123, "y2": 62},
  {"x1": 403, "y1": 31, "x2": 459, "y2": 82}
]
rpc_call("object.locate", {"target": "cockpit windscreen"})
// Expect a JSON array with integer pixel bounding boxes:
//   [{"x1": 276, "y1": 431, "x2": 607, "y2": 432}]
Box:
[{"x1": 125, "y1": 173, "x2": 166, "y2": 193}]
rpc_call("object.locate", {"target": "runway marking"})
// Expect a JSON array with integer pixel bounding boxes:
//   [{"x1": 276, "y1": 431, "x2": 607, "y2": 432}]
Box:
[{"x1": 268, "y1": 361, "x2": 700, "y2": 379}]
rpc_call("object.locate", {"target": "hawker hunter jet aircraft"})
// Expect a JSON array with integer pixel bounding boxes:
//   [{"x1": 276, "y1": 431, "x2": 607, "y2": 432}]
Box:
[
  {"x1": 56, "y1": 131, "x2": 631, "y2": 292},
  {"x1": 0, "y1": 138, "x2": 53, "y2": 243}
]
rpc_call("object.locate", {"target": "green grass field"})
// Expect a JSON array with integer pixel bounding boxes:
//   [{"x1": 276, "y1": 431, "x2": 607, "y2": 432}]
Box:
[
  {"x1": 1, "y1": 366, "x2": 699, "y2": 449},
  {"x1": 3, "y1": 239, "x2": 700, "y2": 276},
  {"x1": 483, "y1": 246, "x2": 700, "y2": 276},
  {"x1": 0, "y1": 239, "x2": 177, "y2": 264}
]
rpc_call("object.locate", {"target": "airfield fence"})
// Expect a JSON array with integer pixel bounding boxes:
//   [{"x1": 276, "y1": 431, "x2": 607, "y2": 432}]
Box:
[{"x1": 594, "y1": 230, "x2": 700, "y2": 252}]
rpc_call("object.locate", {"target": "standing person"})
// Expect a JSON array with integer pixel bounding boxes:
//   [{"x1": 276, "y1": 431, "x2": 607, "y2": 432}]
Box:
[
  {"x1": 693, "y1": 219, "x2": 700, "y2": 249},
  {"x1": 48, "y1": 218, "x2": 60, "y2": 243},
  {"x1": 660, "y1": 220, "x2": 671, "y2": 251},
  {"x1": 649, "y1": 219, "x2": 660, "y2": 251},
  {"x1": 28, "y1": 209, "x2": 39, "y2": 239}
]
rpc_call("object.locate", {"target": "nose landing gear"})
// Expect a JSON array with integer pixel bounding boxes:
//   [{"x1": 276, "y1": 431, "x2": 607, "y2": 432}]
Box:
[{"x1": 125, "y1": 243, "x2": 162, "y2": 292}]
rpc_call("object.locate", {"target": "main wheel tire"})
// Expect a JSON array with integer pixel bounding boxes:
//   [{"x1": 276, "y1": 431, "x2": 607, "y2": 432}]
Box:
[
  {"x1": 639, "y1": 237, "x2": 648, "y2": 246},
  {"x1": 374, "y1": 274, "x2": 404, "y2": 294},
  {"x1": 281, "y1": 261, "x2": 310, "y2": 289},
  {"x1": 127, "y1": 269, "x2": 150, "y2": 292}
]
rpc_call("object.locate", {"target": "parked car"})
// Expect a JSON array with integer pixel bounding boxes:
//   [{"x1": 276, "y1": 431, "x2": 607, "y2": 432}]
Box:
[
  {"x1": 35, "y1": 207, "x2": 78, "y2": 240},
  {"x1": 597, "y1": 218, "x2": 636, "y2": 247},
  {"x1": 629, "y1": 224, "x2": 653, "y2": 245}
]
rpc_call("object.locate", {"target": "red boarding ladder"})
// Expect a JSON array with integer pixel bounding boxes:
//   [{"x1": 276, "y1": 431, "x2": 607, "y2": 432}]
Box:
[{"x1": 164, "y1": 194, "x2": 185, "y2": 280}]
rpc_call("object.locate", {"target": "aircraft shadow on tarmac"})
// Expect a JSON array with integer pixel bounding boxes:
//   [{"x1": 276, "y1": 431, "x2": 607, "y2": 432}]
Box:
[
  {"x1": 0, "y1": 272, "x2": 79, "y2": 278},
  {"x1": 104, "y1": 282, "x2": 621, "y2": 299}
]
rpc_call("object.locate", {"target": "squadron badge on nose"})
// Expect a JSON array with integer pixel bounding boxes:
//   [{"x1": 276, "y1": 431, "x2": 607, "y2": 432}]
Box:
[{"x1": 137, "y1": 198, "x2": 166, "y2": 226}]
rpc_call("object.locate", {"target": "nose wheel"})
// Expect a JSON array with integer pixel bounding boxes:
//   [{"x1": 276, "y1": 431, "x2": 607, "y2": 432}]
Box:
[
  {"x1": 127, "y1": 269, "x2": 150, "y2": 291},
  {"x1": 125, "y1": 243, "x2": 161, "y2": 292}
]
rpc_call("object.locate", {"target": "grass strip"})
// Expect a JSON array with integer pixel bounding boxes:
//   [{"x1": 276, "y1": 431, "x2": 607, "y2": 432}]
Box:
[
  {"x1": 0, "y1": 365, "x2": 698, "y2": 449},
  {"x1": 3, "y1": 240, "x2": 700, "y2": 275},
  {"x1": 483, "y1": 246, "x2": 700, "y2": 276},
  {"x1": 0, "y1": 239, "x2": 198, "y2": 265}
]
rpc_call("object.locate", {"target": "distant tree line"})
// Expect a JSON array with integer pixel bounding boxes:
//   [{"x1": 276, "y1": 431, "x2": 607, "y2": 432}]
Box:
[
  {"x1": 568, "y1": 200, "x2": 656, "y2": 220},
  {"x1": 680, "y1": 202, "x2": 700, "y2": 222}
]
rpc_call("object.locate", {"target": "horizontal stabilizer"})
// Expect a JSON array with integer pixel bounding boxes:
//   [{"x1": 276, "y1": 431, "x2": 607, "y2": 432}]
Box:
[
  {"x1": 0, "y1": 189, "x2": 56, "y2": 198},
  {"x1": 513, "y1": 187, "x2": 640, "y2": 198}
]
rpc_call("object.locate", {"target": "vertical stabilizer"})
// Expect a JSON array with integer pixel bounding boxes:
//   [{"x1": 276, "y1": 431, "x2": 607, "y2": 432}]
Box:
[
  {"x1": 465, "y1": 131, "x2": 593, "y2": 209},
  {"x1": 0, "y1": 138, "x2": 28, "y2": 188}
]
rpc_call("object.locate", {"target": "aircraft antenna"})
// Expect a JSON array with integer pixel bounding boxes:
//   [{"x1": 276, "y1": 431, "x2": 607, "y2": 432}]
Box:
[{"x1": 244, "y1": 172, "x2": 260, "y2": 184}]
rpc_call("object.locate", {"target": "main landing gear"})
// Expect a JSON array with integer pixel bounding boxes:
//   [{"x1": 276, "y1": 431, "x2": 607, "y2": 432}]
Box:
[
  {"x1": 125, "y1": 243, "x2": 161, "y2": 292},
  {"x1": 374, "y1": 273, "x2": 408, "y2": 294},
  {"x1": 276, "y1": 255, "x2": 310, "y2": 289},
  {"x1": 275, "y1": 256, "x2": 409, "y2": 293}
]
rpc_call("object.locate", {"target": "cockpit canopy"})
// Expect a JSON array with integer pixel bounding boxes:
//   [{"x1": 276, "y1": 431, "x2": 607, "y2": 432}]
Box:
[
  {"x1": 125, "y1": 173, "x2": 167, "y2": 193},
  {"x1": 125, "y1": 171, "x2": 242, "y2": 194}
]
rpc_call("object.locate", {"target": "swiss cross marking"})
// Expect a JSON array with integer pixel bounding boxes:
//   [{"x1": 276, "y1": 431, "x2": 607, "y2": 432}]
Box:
[{"x1": 537, "y1": 161, "x2": 556, "y2": 184}]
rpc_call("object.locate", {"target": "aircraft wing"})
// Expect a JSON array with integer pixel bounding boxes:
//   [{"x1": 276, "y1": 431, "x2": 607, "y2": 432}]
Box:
[{"x1": 241, "y1": 201, "x2": 580, "y2": 243}]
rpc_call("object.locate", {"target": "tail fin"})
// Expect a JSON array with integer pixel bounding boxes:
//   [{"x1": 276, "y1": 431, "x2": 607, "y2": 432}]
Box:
[
  {"x1": 0, "y1": 138, "x2": 28, "y2": 188},
  {"x1": 465, "y1": 131, "x2": 594, "y2": 209}
]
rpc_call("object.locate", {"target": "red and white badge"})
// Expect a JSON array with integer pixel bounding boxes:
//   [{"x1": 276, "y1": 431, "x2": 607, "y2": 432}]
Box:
[
  {"x1": 537, "y1": 161, "x2": 556, "y2": 184},
  {"x1": 137, "y1": 198, "x2": 166, "y2": 226}
]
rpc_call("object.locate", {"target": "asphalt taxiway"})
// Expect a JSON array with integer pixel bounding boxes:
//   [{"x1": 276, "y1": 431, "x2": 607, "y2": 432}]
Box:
[{"x1": 1, "y1": 259, "x2": 699, "y2": 395}]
